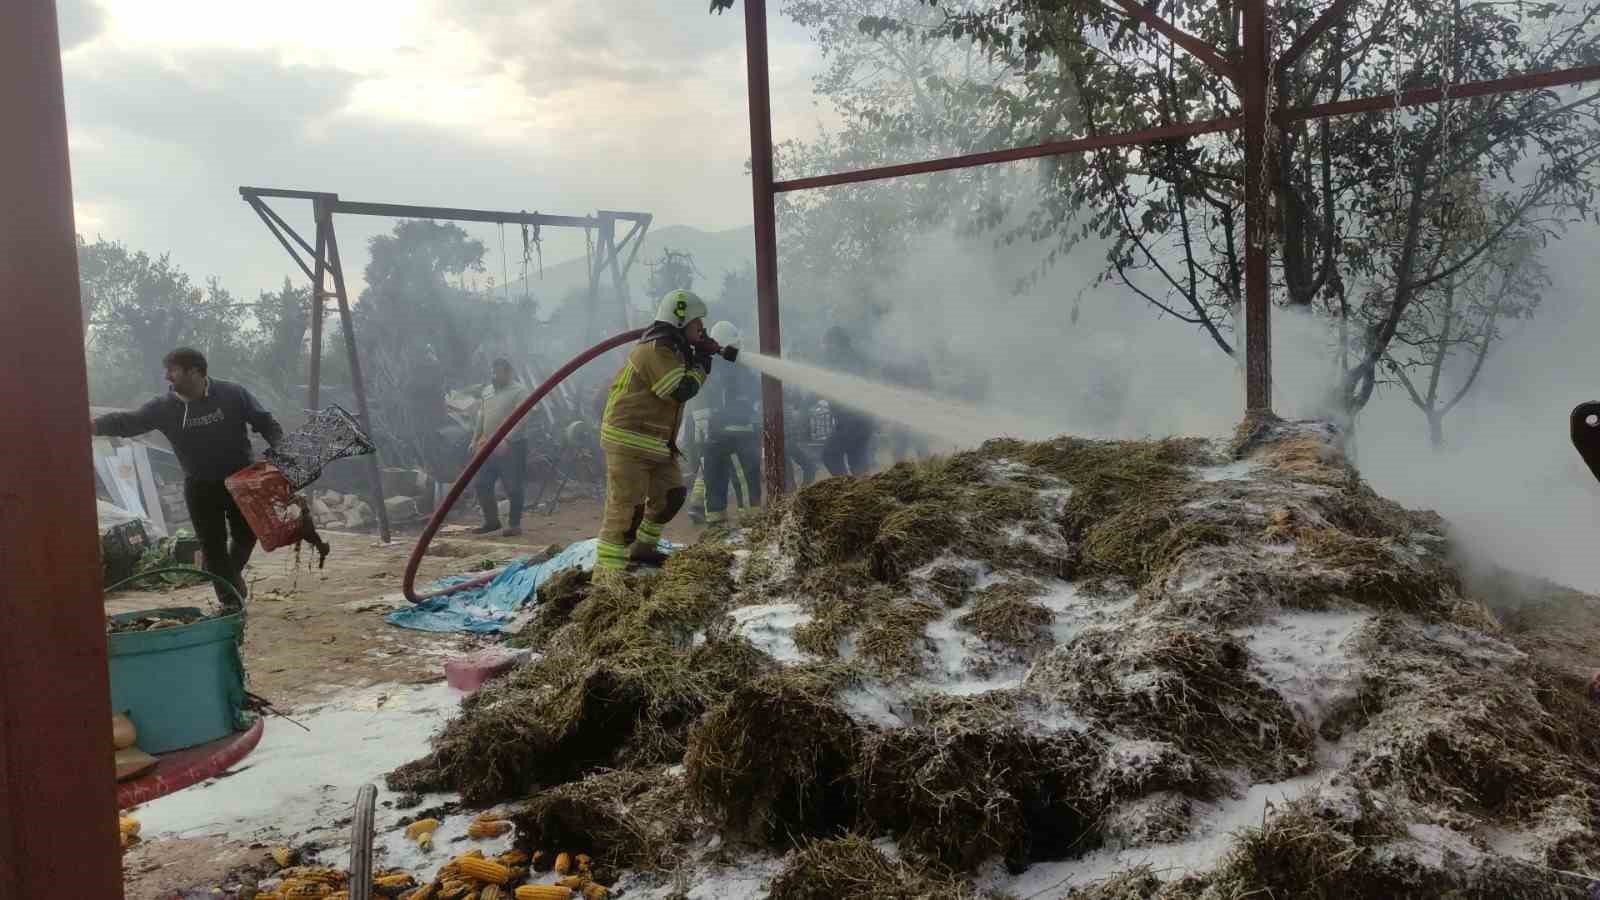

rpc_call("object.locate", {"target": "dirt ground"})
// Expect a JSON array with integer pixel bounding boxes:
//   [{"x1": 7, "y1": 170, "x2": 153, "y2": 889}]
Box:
[{"x1": 114, "y1": 496, "x2": 706, "y2": 898}]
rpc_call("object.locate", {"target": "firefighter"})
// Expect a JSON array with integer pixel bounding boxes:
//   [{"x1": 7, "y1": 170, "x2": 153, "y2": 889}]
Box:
[
  {"x1": 594, "y1": 289, "x2": 718, "y2": 576},
  {"x1": 820, "y1": 326, "x2": 877, "y2": 476},
  {"x1": 700, "y1": 321, "x2": 761, "y2": 525}
]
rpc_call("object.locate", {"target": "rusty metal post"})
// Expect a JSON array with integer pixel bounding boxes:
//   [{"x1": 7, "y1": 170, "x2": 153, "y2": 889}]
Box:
[
  {"x1": 308, "y1": 199, "x2": 327, "y2": 411},
  {"x1": 744, "y1": 0, "x2": 788, "y2": 495},
  {"x1": 0, "y1": 1, "x2": 124, "y2": 895},
  {"x1": 323, "y1": 217, "x2": 393, "y2": 543},
  {"x1": 1242, "y1": 0, "x2": 1272, "y2": 412}
]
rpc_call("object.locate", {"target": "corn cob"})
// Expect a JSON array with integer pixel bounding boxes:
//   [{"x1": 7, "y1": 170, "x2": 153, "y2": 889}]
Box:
[
  {"x1": 553, "y1": 852, "x2": 572, "y2": 875},
  {"x1": 467, "y1": 819, "x2": 513, "y2": 839},
  {"x1": 513, "y1": 887, "x2": 573, "y2": 900},
  {"x1": 574, "y1": 854, "x2": 591, "y2": 874},
  {"x1": 280, "y1": 882, "x2": 333, "y2": 897},
  {"x1": 455, "y1": 857, "x2": 512, "y2": 885},
  {"x1": 473, "y1": 810, "x2": 505, "y2": 823},
  {"x1": 505, "y1": 866, "x2": 528, "y2": 883},
  {"x1": 327, "y1": 893, "x2": 351, "y2": 900},
  {"x1": 279, "y1": 866, "x2": 347, "y2": 884},
  {"x1": 497, "y1": 850, "x2": 530, "y2": 867},
  {"x1": 271, "y1": 846, "x2": 298, "y2": 868},
  {"x1": 419, "y1": 833, "x2": 435, "y2": 852},
  {"x1": 462, "y1": 849, "x2": 486, "y2": 859},
  {"x1": 406, "y1": 818, "x2": 442, "y2": 839},
  {"x1": 580, "y1": 886, "x2": 608, "y2": 900},
  {"x1": 375, "y1": 872, "x2": 418, "y2": 891},
  {"x1": 119, "y1": 816, "x2": 141, "y2": 838},
  {"x1": 480, "y1": 887, "x2": 504, "y2": 900},
  {"x1": 439, "y1": 878, "x2": 472, "y2": 899},
  {"x1": 400, "y1": 885, "x2": 437, "y2": 900},
  {"x1": 556, "y1": 875, "x2": 587, "y2": 890}
]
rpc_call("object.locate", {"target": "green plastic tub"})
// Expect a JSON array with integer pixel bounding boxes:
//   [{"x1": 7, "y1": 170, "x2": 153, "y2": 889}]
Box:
[{"x1": 108, "y1": 607, "x2": 246, "y2": 754}]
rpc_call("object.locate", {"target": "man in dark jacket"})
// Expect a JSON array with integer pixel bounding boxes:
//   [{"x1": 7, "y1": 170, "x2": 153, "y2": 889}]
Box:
[
  {"x1": 820, "y1": 326, "x2": 876, "y2": 477},
  {"x1": 699, "y1": 322, "x2": 762, "y2": 524},
  {"x1": 92, "y1": 347, "x2": 283, "y2": 606}
]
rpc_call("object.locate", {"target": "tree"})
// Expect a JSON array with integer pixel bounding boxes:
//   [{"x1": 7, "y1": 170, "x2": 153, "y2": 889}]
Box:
[
  {"x1": 253, "y1": 278, "x2": 310, "y2": 395},
  {"x1": 644, "y1": 247, "x2": 702, "y2": 300},
  {"x1": 1385, "y1": 226, "x2": 1548, "y2": 448},
  {"x1": 925, "y1": 0, "x2": 1600, "y2": 420},
  {"x1": 78, "y1": 237, "x2": 247, "y2": 405}
]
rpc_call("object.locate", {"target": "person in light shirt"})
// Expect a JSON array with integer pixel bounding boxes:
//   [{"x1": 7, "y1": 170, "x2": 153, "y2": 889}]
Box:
[{"x1": 469, "y1": 358, "x2": 531, "y2": 536}]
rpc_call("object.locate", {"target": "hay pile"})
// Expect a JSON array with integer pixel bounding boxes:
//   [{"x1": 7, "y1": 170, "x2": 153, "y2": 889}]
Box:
[{"x1": 390, "y1": 416, "x2": 1600, "y2": 898}]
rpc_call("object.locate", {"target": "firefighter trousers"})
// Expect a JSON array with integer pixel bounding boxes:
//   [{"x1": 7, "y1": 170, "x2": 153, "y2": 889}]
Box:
[{"x1": 596, "y1": 450, "x2": 685, "y2": 571}]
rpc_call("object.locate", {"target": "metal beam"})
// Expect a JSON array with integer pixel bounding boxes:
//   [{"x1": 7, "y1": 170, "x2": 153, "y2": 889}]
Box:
[
  {"x1": 1276, "y1": 0, "x2": 1360, "y2": 74},
  {"x1": 323, "y1": 217, "x2": 393, "y2": 543},
  {"x1": 257, "y1": 198, "x2": 323, "y2": 270},
  {"x1": 246, "y1": 197, "x2": 315, "y2": 281},
  {"x1": 1278, "y1": 64, "x2": 1600, "y2": 122},
  {"x1": 331, "y1": 200, "x2": 604, "y2": 230},
  {"x1": 745, "y1": 0, "x2": 788, "y2": 496},
  {"x1": 773, "y1": 116, "x2": 1243, "y2": 193},
  {"x1": 1107, "y1": 0, "x2": 1239, "y2": 82},
  {"x1": 308, "y1": 200, "x2": 328, "y2": 411},
  {"x1": 0, "y1": 1, "x2": 124, "y2": 895},
  {"x1": 241, "y1": 186, "x2": 337, "y2": 202},
  {"x1": 1243, "y1": 0, "x2": 1272, "y2": 411}
]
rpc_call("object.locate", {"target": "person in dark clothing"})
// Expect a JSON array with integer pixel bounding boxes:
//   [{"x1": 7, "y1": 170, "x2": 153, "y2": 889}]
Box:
[
  {"x1": 91, "y1": 348, "x2": 283, "y2": 607},
  {"x1": 820, "y1": 326, "x2": 876, "y2": 477},
  {"x1": 700, "y1": 322, "x2": 762, "y2": 524}
]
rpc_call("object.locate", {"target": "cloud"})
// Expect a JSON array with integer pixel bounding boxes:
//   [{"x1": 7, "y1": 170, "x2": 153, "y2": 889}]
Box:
[{"x1": 55, "y1": 0, "x2": 107, "y2": 51}]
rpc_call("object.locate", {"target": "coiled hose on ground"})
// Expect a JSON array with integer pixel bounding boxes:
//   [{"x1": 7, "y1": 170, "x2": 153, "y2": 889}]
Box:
[{"x1": 402, "y1": 328, "x2": 644, "y2": 603}]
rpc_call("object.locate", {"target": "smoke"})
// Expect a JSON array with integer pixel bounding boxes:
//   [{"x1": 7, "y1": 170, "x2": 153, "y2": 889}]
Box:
[{"x1": 774, "y1": 205, "x2": 1600, "y2": 593}]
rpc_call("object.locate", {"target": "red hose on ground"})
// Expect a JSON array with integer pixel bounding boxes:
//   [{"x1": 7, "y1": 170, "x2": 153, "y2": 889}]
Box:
[{"x1": 403, "y1": 328, "x2": 645, "y2": 603}]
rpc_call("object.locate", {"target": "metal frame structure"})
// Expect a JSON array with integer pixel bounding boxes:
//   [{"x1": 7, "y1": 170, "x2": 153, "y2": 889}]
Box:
[
  {"x1": 2, "y1": 2, "x2": 125, "y2": 894},
  {"x1": 239, "y1": 187, "x2": 652, "y2": 542},
  {"x1": 739, "y1": 0, "x2": 1600, "y2": 498}
]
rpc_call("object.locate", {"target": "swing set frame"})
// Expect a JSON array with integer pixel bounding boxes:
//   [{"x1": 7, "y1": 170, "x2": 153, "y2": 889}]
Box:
[{"x1": 237, "y1": 186, "x2": 652, "y2": 542}]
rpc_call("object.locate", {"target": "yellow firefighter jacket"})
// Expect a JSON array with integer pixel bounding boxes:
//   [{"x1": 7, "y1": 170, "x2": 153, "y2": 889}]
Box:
[{"x1": 601, "y1": 338, "x2": 709, "y2": 460}]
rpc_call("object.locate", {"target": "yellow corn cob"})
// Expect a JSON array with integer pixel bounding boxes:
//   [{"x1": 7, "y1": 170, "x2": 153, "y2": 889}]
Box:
[
  {"x1": 119, "y1": 816, "x2": 141, "y2": 837},
  {"x1": 280, "y1": 882, "x2": 331, "y2": 897},
  {"x1": 467, "y1": 819, "x2": 513, "y2": 839},
  {"x1": 553, "y1": 852, "x2": 572, "y2": 876},
  {"x1": 418, "y1": 833, "x2": 435, "y2": 853},
  {"x1": 439, "y1": 879, "x2": 471, "y2": 899},
  {"x1": 455, "y1": 856, "x2": 512, "y2": 884},
  {"x1": 406, "y1": 818, "x2": 442, "y2": 839},
  {"x1": 473, "y1": 810, "x2": 505, "y2": 823},
  {"x1": 556, "y1": 875, "x2": 587, "y2": 890},
  {"x1": 327, "y1": 893, "x2": 351, "y2": 900},
  {"x1": 574, "y1": 854, "x2": 591, "y2": 874},
  {"x1": 580, "y1": 886, "x2": 608, "y2": 900},
  {"x1": 505, "y1": 867, "x2": 528, "y2": 883},
  {"x1": 271, "y1": 846, "x2": 297, "y2": 868},
  {"x1": 513, "y1": 887, "x2": 573, "y2": 900},
  {"x1": 479, "y1": 887, "x2": 504, "y2": 900},
  {"x1": 399, "y1": 885, "x2": 436, "y2": 900},
  {"x1": 497, "y1": 850, "x2": 530, "y2": 866},
  {"x1": 375, "y1": 872, "x2": 417, "y2": 890}
]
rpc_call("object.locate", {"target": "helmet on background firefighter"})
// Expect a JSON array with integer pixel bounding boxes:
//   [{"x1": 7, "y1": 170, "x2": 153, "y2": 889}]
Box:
[
  {"x1": 708, "y1": 321, "x2": 741, "y2": 349},
  {"x1": 653, "y1": 289, "x2": 709, "y2": 330}
]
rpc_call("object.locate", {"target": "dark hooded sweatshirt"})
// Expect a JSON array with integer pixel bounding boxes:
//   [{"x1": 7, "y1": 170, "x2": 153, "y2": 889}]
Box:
[{"x1": 93, "y1": 379, "x2": 284, "y2": 481}]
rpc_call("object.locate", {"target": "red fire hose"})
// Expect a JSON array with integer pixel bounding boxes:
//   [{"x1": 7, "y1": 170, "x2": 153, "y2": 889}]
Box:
[{"x1": 402, "y1": 328, "x2": 644, "y2": 603}]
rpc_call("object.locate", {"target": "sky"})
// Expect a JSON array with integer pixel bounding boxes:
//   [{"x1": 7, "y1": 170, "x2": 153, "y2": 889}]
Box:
[{"x1": 57, "y1": 0, "x2": 828, "y2": 299}]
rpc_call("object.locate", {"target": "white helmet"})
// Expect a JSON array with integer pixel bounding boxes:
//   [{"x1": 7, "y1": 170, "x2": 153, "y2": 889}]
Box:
[
  {"x1": 708, "y1": 321, "x2": 741, "y2": 348},
  {"x1": 653, "y1": 289, "x2": 708, "y2": 328}
]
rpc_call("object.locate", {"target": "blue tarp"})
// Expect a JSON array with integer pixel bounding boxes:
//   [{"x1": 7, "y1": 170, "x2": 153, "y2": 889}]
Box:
[{"x1": 385, "y1": 538, "x2": 671, "y2": 634}]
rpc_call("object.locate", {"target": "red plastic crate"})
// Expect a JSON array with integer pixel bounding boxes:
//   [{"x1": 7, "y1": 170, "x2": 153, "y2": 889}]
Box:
[{"x1": 224, "y1": 462, "x2": 305, "y2": 552}]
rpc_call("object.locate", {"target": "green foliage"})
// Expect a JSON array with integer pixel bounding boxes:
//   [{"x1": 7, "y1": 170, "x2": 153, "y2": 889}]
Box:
[{"x1": 79, "y1": 237, "x2": 251, "y2": 406}]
